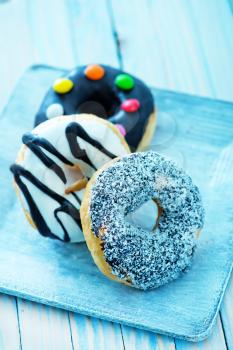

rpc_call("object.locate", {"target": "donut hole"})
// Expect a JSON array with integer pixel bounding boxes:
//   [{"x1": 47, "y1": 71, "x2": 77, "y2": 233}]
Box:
[
  {"x1": 126, "y1": 199, "x2": 160, "y2": 232},
  {"x1": 63, "y1": 164, "x2": 87, "y2": 194},
  {"x1": 76, "y1": 92, "x2": 121, "y2": 119},
  {"x1": 64, "y1": 165, "x2": 84, "y2": 185}
]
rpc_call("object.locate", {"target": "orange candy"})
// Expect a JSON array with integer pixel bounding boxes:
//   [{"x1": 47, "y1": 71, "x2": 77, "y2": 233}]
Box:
[{"x1": 85, "y1": 64, "x2": 105, "y2": 80}]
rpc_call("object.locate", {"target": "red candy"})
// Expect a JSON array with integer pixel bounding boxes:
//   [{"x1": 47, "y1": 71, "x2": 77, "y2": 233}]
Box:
[{"x1": 121, "y1": 98, "x2": 140, "y2": 113}]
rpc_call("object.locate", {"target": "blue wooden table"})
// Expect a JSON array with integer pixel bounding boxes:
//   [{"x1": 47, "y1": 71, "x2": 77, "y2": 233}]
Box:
[{"x1": 0, "y1": 0, "x2": 232, "y2": 349}]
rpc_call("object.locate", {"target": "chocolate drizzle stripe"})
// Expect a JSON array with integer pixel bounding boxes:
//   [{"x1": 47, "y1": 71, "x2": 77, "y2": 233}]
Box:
[
  {"x1": 23, "y1": 133, "x2": 74, "y2": 184},
  {"x1": 10, "y1": 164, "x2": 58, "y2": 240},
  {"x1": 71, "y1": 192, "x2": 81, "y2": 205},
  {"x1": 10, "y1": 164, "x2": 82, "y2": 242},
  {"x1": 66, "y1": 122, "x2": 117, "y2": 170}
]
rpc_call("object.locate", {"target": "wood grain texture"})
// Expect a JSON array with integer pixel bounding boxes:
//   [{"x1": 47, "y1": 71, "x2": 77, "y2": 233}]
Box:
[
  {"x1": 17, "y1": 299, "x2": 73, "y2": 350},
  {"x1": 0, "y1": 0, "x2": 34, "y2": 112},
  {"x1": 25, "y1": 0, "x2": 75, "y2": 67},
  {"x1": 110, "y1": 0, "x2": 211, "y2": 92},
  {"x1": 0, "y1": 0, "x2": 232, "y2": 349},
  {"x1": 187, "y1": 0, "x2": 233, "y2": 100},
  {"x1": 65, "y1": 0, "x2": 119, "y2": 66},
  {"x1": 110, "y1": 0, "x2": 233, "y2": 100},
  {"x1": 69, "y1": 313, "x2": 124, "y2": 350},
  {"x1": 0, "y1": 295, "x2": 21, "y2": 350},
  {"x1": 121, "y1": 325, "x2": 175, "y2": 350}
]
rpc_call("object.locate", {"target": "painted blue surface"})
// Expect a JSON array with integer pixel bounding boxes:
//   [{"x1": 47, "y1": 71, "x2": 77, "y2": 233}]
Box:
[{"x1": 0, "y1": 65, "x2": 232, "y2": 341}]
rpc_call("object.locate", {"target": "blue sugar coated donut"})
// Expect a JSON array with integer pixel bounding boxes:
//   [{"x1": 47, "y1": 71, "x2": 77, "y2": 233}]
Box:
[{"x1": 89, "y1": 151, "x2": 205, "y2": 290}]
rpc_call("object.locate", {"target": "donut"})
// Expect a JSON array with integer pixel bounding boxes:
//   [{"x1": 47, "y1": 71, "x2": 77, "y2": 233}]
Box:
[
  {"x1": 80, "y1": 151, "x2": 204, "y2": 290},
  {"x1": 35, "y1": 64, "x2": 156, "y2": 151},
  {"x1": 10, "y1": 114, "x2": 130, "y2": 243}
]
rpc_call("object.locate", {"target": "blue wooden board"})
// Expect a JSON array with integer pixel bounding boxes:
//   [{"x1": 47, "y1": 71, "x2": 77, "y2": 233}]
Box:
[{"x1": 0, "y1": 65, "x2": 232, "y2": 342}]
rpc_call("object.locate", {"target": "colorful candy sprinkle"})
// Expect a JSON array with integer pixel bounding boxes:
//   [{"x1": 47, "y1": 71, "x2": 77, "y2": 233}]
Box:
[
  {"x1": 121, "y1": 98, "x2": 140, "y2": 113},
  {"x1": 115, "y1": 124, "x2": 126, "y2": 137},
  {"x1": 46, "y1": 103, "x2": 64, "y2": 119},
  {"x1": 85, "y1": 64, "x2": 105, "y2": 80},
  {"x1": 115, "y1": 74, "x2": 134, "y2": 90},
  {"x1": 53, "y1": 78, "x2": 74, "y2": 94}
]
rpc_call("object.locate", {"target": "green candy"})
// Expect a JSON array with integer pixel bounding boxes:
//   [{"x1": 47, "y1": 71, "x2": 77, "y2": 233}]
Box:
[{"x1": 115, "y1": 74, "x2": 134, "y2": 90}]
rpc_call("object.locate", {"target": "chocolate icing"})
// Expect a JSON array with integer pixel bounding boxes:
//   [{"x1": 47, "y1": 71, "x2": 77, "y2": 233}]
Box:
[
  {"x1": 65, "y1": 122, "x2": 116, "y2": 169},
  {"x1": 35, "y1": 65, "x2": 155, "y2": 150},
  {"x1": 11, "y1": 164, "x2": 80, "y2": 242},
  {"x1": 22, "y1": 132, "x2": 72, "y2": 183}
]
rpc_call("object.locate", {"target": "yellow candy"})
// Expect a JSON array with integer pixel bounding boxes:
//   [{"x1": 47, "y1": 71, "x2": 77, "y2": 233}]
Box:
[{"x1": 53, "y1": 78, "x2": 74, "y2": 94}]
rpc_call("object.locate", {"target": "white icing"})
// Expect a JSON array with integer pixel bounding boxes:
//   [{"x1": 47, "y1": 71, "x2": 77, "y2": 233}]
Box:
[
  {"x1": 19, "y1": 114, "x2": 129, "y2": 242},
  {"x1": 46, "y1": 103, "x2": 64, "y2": 119}
]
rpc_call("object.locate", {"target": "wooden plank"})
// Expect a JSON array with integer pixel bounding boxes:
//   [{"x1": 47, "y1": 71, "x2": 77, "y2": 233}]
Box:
[
  {"x1": 0, "y1": 0, "x2": 119, "y2": 113},
  {"x1": 65, "y1": 0, "x2": 119, "y2": 66},
  {"x1": 69, "y1": 313, "x2": 124, "y2": 350},
  {"x1": 110, "y1": 0, "x2": 233, "y2": 100},
  {"x1": 121, "y1": 325, "x2": 175, "y2": 350},
  {"x1": 110, "y1": 0, "x2": 174, "y2": 88},
  {"x1": 0, "y1": 0, "x2": 34, "y2": 112},
  {"x1": 187, "y1": 0, "x2": 233, "y2": 101},
  {"x1": 110, "y1": 0, "x2": 212, "y2": 94},
  {"x1": 221, "y1": 276, "x2": 233, "y2": 350},
  {"x1": 17, "y1": 299, "x2": 73, "y2": 350},
  {"x1": 11, "y1": 0, "x2": 119, "y2": 68},
  {"x1": 0, "y1": 294, "x2": 21, "y2": 350},
  {"x1": 25, "y1": 0, "x2": 75, "y2": 67}
]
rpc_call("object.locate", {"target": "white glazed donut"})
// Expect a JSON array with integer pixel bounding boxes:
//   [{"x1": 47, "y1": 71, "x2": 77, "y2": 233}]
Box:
[{"x1": 10, "y1": 114, "x2": 130, "y2": 242}]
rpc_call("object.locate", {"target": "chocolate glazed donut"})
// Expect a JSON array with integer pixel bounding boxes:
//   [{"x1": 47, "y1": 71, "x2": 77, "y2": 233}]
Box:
[{"x1": 35, "y1": 64, "x2": 156, "y2": 151}]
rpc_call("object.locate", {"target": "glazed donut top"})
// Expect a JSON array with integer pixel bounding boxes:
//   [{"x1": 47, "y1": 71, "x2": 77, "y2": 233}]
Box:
[
  {"x1": 10, "y1": 114, "x2": 130, "y2": 242},
  {"x1": 88, "y1": 151, "x2": 204, "y2": 290},
  {"x1": 35, "y1": 64, "x2": 155, "y2": 151}
]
